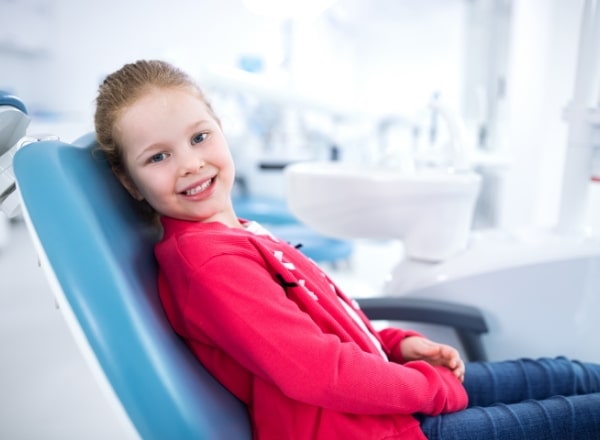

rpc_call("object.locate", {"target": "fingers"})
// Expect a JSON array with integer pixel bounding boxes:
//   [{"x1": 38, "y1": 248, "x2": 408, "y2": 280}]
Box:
[
  {"x1": 400, "y1": 337, "x2": 466, "y2": 381},
  {"x1": 452, "y1": 357, "x2": 466, "y2": 382},
  {"x1": 433, "y1": 343, "x2": 465, "y2": 382},
  {"x1": 432, "y1": 343, "x2": 457, "y2": 364},
  {"x1": 447, "y1": 348, "x2": 465, "y2": 382}
]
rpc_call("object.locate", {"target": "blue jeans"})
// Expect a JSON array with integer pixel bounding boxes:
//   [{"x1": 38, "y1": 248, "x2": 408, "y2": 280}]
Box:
[{"x1": 419, "y1": 357, "x2": 600, "y2": 439}]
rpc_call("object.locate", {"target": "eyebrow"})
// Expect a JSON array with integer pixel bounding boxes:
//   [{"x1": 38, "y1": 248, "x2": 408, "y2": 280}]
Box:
[{"x1": 135, "y1": 142, "x2": 166, "y2": 162}]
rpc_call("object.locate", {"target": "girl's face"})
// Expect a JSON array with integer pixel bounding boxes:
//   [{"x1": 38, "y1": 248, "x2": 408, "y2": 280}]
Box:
[{"x1": 115, "y1": 87, "x2": 240, "y2": 227}]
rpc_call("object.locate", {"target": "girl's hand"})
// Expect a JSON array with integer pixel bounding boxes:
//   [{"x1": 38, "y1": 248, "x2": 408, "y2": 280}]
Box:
[{"x1": 400, "y1": 336, "x2": 465, "y2": 382}]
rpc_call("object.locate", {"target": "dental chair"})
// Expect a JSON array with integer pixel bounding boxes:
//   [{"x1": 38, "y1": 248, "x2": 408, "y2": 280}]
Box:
[{"x1": 3, "y1": 93, "x2": 488, "y2": 439}]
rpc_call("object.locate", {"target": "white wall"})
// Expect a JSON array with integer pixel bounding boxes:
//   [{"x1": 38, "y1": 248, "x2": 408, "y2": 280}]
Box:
[{"x1": 498, "y1": 0, "x2": 584, "y2": 230}]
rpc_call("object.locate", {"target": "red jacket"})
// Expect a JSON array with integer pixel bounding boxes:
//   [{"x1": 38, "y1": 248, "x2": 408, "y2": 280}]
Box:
[{"x1": 155, "y1": 217, "x2": 468, "y2": 439}]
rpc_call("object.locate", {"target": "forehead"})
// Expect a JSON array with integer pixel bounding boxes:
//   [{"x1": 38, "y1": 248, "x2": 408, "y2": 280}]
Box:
[
  {"x1": 115, "y1": 87, "x2": 212, "y2": 146},
  {"x1": 125, "y1": 87, "x2": 207, "y2": 120}
]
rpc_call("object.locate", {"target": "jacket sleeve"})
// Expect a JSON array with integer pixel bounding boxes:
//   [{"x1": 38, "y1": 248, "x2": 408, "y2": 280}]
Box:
[
  {"x1": 378, "y1": 327, "x2": 425, "y2": 364},
  {"x1": 174, "y1": 251, "x2": 467, "y2": 416}
]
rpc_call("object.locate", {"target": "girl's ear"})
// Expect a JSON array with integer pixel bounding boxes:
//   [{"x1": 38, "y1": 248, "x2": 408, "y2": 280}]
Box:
[{"x1": 114, "y1": 169, "x2": 144, "y2": 201}]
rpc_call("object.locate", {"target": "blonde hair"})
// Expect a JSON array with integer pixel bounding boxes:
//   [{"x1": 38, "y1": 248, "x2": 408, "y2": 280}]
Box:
[{"x1": 94, "y1": 59, "x2": 218, "y2": 222}]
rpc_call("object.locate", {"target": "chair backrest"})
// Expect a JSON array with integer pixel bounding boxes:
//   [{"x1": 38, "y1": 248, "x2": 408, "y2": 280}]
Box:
[{"x1": 14, "y1": 134, "x2": 251, "y2": 439}]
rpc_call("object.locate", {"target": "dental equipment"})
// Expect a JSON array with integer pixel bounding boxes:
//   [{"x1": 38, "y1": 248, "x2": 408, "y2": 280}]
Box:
[
  {"x1": 0, "y1": 93, "x2": 59, "y2": 219},
  {"x1": 384, "y1": 0, "x2": 600, "y2": 363},
  {"x1": 286, "y1": 96, "x2": 482, "y2": 263},
  {"x1": 0, "y1": 92, "x2": 30, "y2": 219}
]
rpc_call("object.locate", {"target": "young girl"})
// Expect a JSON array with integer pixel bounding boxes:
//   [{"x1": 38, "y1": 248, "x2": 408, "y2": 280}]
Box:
[{"x1": 95, "y1": 59, "x2": 600, "y2": 440}]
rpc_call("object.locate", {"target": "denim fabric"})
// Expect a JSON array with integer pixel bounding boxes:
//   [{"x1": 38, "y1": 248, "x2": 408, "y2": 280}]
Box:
[{"x1": 419, "y1": 357, "x2": 600, "y2": 439}]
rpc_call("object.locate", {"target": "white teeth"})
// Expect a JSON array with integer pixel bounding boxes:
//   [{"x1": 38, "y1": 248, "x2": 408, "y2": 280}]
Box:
[{"x1": 185, "y1": 178, "x2": 212, "y2": 195}]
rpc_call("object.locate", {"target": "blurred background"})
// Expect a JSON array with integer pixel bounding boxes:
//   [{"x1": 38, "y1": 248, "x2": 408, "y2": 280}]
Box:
[
  {"x1": 1, "y1": 0, "x2": 598, "y2": 438},
  {"x1": 1, "y1": 0, "x2": 592, "y2": 230}
]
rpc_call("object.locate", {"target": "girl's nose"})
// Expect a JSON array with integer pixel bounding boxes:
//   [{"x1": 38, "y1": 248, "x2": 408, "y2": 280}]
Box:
[{"x1": 178, "y1": 148, "x2": 205, "y2": 175}]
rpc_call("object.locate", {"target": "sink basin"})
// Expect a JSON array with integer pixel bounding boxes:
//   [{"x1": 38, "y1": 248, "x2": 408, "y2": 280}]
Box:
[{"x1": 284, "y1": 162, "x2": 482, "y2": 262}]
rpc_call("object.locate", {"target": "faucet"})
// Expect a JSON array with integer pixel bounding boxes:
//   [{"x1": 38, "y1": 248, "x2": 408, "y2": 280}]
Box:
[
  {"x1": 409, "y1": 94, "x2": 473, "y2": 173},
  {"x1": 428, "y1": 98, "x2": 472, "y2": 173},
  {"x1": 376, "y1": 114, "x2": 417, "y2": 171}
]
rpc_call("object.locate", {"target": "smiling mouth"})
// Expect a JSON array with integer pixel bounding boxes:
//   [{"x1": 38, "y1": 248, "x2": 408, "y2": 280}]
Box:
[{"x1": 183, "y1": 178, "x2": 214, "y2": 196}]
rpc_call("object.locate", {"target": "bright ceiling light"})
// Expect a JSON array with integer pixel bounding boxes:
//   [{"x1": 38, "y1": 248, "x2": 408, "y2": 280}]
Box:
[{"x1": 242, "y1": 0, "x2": 338, "y2": 20}]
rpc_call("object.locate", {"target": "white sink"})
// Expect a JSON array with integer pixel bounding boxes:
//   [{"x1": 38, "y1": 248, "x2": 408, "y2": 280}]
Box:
[{"x1": 284, "y1": 162, "x2": 481, "y2": 262}]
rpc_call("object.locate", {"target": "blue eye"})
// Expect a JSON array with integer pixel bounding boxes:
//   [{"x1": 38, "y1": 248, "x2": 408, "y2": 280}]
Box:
[
  {"x1": 191, "y1": 132, "x2": 207, "y2": 145},
  {"x1": 149, "y1": 152, "x2": 169, "y2": 163}
]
